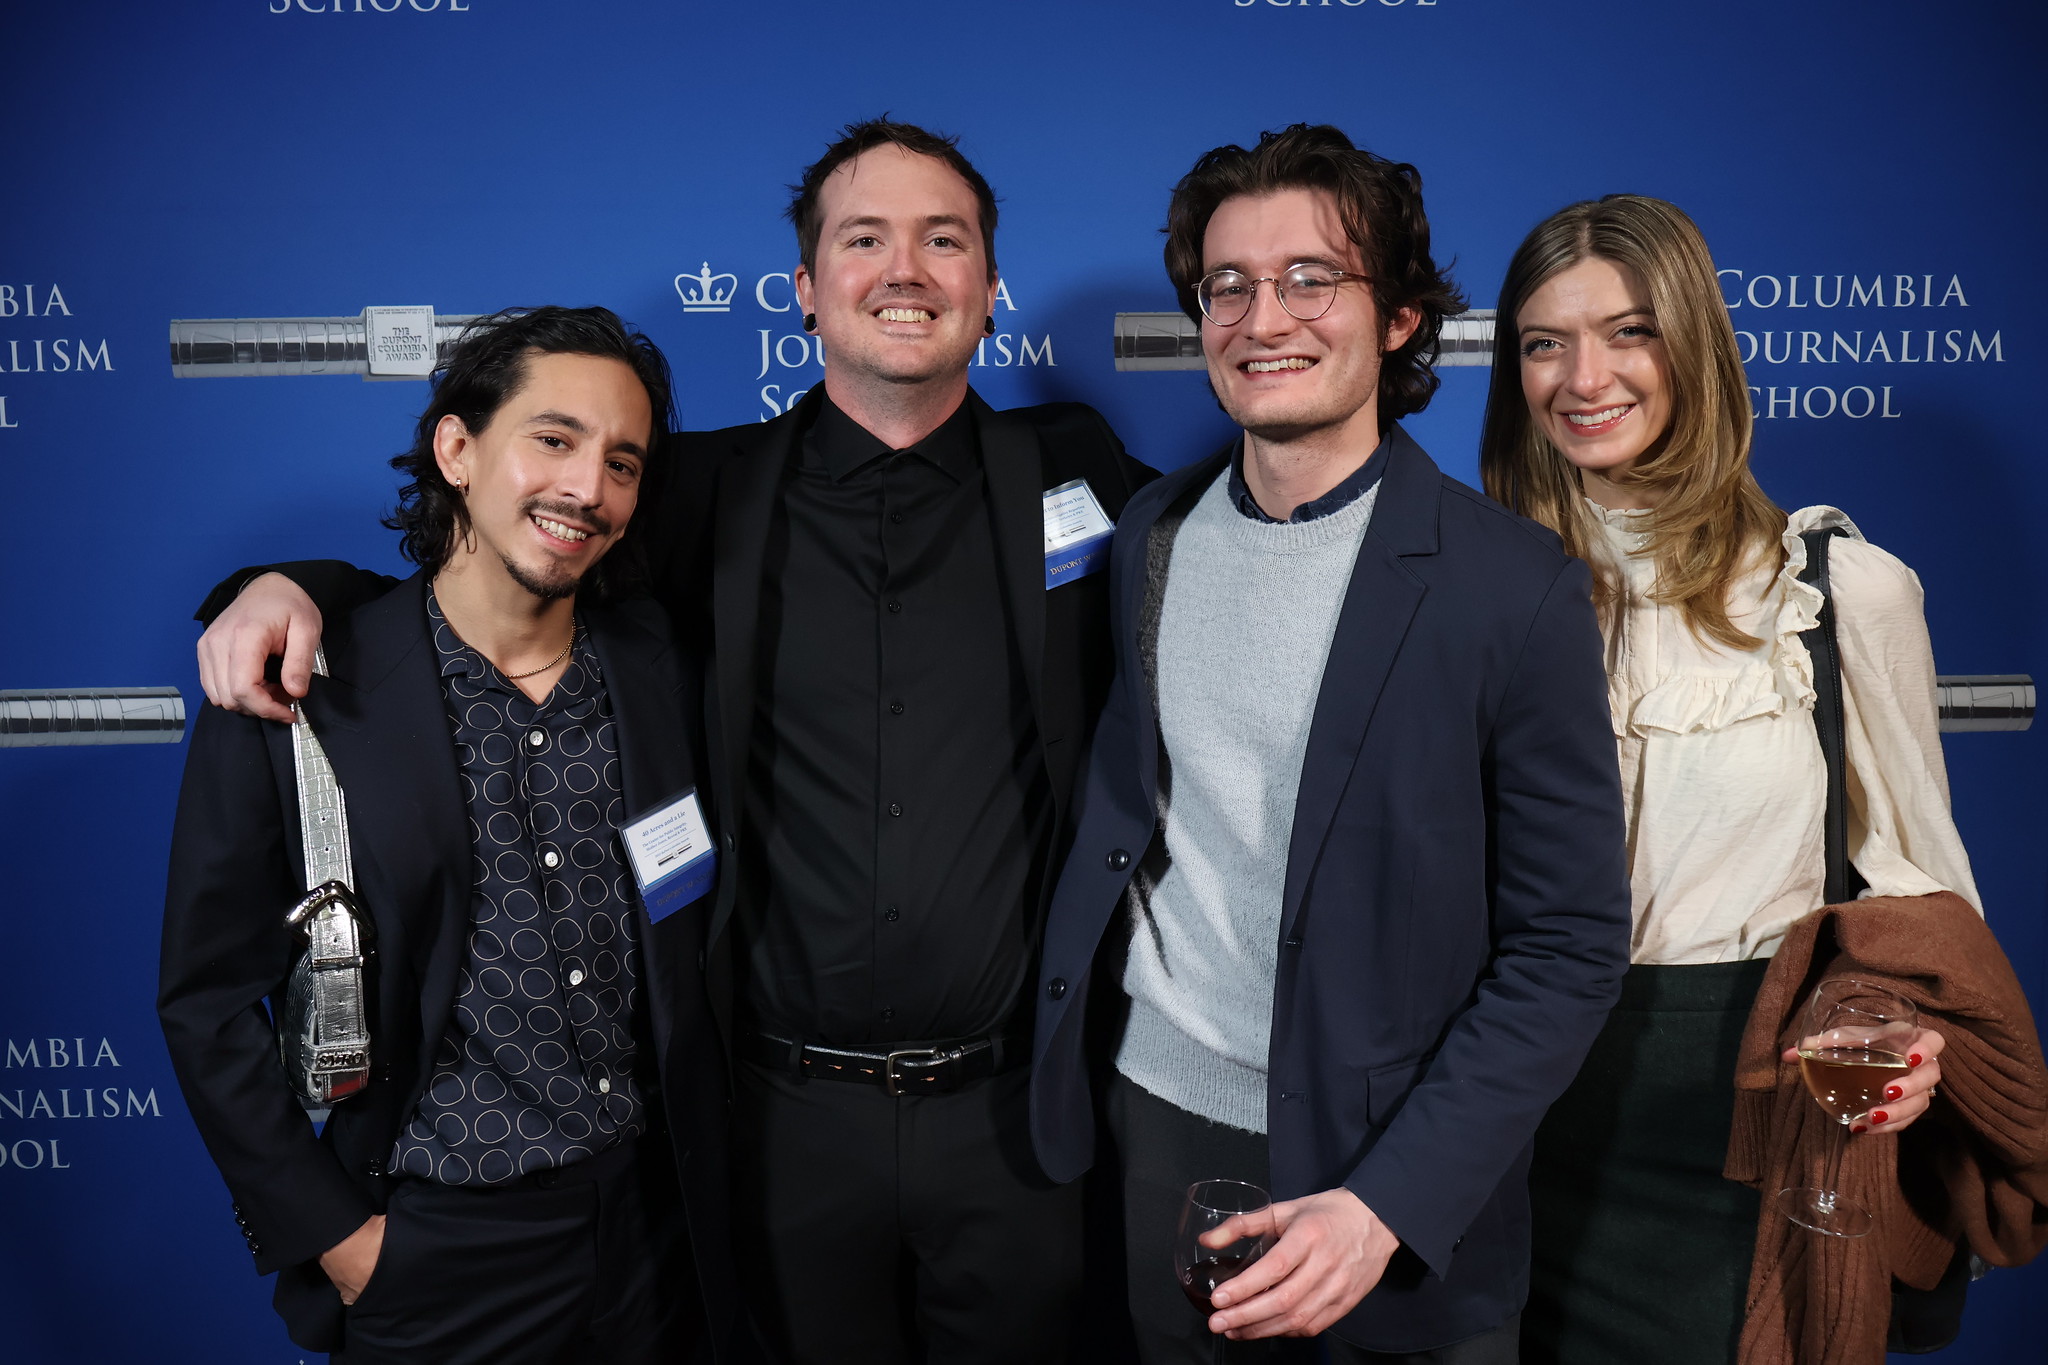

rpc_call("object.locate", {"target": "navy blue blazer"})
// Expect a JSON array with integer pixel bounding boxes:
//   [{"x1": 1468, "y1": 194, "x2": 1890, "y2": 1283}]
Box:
[{"x1": 1028, "y1": 428, "x2": 1631, "y2": 1352}]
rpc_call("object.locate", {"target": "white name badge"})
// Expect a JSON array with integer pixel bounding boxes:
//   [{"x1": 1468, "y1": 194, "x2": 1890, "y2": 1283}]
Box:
[
  {"x1": 619, "y1": 789, "x2": 717, "y2": 924},
  {"x1": 1043, "y1": 479, "x2": 1115, "y2": 588}
]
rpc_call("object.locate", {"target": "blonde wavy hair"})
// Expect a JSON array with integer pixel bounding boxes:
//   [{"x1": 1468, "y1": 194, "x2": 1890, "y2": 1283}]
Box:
[{"x1": 1479, "y1": 195, "x2": 1785, "y2": 650}]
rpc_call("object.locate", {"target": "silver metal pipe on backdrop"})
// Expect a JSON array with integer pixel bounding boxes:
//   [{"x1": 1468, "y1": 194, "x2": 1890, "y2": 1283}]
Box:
[
  {"x1": 169, "y1": 310, "x2": 481, "y2": 379},
  {"x1": 0, "y1": 678, "x2": 2029, "y2": 747}
]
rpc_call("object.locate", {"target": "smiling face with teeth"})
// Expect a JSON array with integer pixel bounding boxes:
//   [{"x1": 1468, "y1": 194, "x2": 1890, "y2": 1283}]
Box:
[
  {"x1": 1515, "y1": 255, "x2": 1673, "y2": 508},
  {"x1": 1200, "y1": 187, "x2": 1419, "y2": 459},
  {"x1": 794, "y1": 145, "x2": 1000, "y2": 436},
  {"x1": 433, "y1": 349, "x2": 651, "y2": 604}
]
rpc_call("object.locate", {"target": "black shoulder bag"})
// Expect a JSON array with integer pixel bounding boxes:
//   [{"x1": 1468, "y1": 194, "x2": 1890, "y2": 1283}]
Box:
[{"x1": 1796, "y1": 527, "x2": 1972, "y2": 1353}]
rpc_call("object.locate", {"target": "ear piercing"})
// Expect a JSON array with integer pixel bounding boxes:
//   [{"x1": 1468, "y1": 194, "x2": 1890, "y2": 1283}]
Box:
[
  {"x1": 984, "y1": 315, "x2": 996, "y2": 335},
  {"x1": 803, "y1": 313, "x2": 818, "y2": 333}
]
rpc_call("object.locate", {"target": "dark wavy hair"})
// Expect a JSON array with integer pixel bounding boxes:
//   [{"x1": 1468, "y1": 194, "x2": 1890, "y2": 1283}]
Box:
[
  {"x1": 384, "y1": 305, "x2": 675, "y2": 602},
  {"x1": 1162, "y1": 123, "x2": 1466, "y2": 422},
  {"x1": 785, "y1": 117, "x2": 1000, "y2": 281}
]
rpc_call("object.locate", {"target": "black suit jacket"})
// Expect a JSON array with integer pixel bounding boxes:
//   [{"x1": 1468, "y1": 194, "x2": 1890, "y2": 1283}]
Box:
[
  {"x1": 160, "y1": 573, "x2": 733, "y2": 1354},
  {"x1": 1030, "y1": 430, "x2": 1632, "y2": 1352},
  {"x1": 646, "y1": 387, "x2": 1158, "y2": 1040},
  {"x1": 197, "y1": 392, "x2": 1155, "y2": 1062}
]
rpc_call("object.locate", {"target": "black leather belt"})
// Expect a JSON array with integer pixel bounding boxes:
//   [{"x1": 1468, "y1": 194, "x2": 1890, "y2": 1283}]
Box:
[{"x1": 737, "y1": 1029, "x2": 1027, "y2": 1096}]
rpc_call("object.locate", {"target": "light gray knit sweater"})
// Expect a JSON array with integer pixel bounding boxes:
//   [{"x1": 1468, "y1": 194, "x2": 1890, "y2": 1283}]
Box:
[{"x1": 1114, "y1": 469, "x2": 1380, "y2": 1132}]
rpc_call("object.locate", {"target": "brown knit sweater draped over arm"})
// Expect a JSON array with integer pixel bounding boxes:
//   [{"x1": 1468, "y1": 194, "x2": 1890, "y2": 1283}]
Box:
[{"x1": 1725, "y1": 893, "x2": 2048, "y2": 1365}]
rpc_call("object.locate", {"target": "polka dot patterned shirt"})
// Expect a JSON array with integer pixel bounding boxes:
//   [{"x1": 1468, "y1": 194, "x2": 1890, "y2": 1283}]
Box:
[{"x1": 391, "y1": 591, "x2": 647, "y2": 1185}]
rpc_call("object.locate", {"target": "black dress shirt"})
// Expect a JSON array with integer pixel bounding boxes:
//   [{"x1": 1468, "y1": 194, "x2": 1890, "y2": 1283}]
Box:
[
  {"x1": 1227, "y1": 432, "x2": 1388, "y2": 524},
  {"x1": 392, "y1": 590, "x2": 647, "y2": 1184},
  {"x1": 736, "y1": 396, "x2": 1049, "y2": 1046}
]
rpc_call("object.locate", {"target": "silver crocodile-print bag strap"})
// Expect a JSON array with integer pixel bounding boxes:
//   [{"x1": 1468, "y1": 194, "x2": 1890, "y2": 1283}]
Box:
[{"x1": 278, "y1": 649, "x2": 376, "y2": 1107}]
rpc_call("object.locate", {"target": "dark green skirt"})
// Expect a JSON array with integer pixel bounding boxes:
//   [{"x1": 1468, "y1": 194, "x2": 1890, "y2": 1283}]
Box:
[{"x1": 1522, "y1": 959, "x2": 1770, "y2": 1365}]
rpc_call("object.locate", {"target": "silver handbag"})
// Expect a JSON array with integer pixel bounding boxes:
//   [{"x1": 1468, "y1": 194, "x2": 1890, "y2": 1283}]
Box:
[{"x1": 278, "y1": 652, "x2": 375, "y2": 1106}]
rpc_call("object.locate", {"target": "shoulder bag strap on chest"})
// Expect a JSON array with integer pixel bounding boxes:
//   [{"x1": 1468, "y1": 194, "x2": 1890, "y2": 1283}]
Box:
[{"x1": 1795, "y1": 527, "x2": 1867, "y2": 907}]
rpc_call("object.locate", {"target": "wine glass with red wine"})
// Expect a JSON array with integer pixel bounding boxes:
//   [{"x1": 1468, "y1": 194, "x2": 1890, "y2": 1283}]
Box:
[
  {"x1": 1175, "y1": 1179, "x2": 1272, "y2": 1361},
  {"x1": 1777, "y1": 976, "x2": 1918, "y2": 1238}
]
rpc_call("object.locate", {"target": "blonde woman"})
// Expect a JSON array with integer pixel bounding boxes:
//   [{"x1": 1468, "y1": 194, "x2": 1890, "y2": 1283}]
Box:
[{"x1": 1478, "y1": 195, "x2": 1978, "y2": 1365}]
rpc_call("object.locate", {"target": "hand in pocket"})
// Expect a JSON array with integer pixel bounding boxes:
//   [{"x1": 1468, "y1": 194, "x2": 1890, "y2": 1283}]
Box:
[{"x1": 320, "y1": 1213, "x2": 388, "y2": 1305}]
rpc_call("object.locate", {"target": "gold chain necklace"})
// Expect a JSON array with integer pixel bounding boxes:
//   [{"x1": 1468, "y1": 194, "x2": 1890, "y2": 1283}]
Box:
[{"x1": 500, "y1": 624, "x2": 579, "y2": 681}]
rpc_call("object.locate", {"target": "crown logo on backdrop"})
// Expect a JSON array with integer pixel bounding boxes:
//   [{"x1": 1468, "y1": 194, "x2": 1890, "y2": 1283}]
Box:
[{"x1": 675, "y1": 263, "x2": 739, "y2": 313}]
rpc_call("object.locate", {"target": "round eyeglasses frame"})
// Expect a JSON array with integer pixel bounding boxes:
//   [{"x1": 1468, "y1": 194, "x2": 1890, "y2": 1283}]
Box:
[{"x1": 1195, "y1": 265, "x2": 1370, "y2": 327}]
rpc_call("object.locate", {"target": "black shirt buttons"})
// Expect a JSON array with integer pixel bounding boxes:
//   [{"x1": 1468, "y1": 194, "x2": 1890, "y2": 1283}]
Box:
[
  {"x1": 890, "y1": 700, "x2": 905, "y2": 715},
  {"x1": 886, "y1": 599, "x2": 903, "y2": 614},
  {"x1": 890, "y1": 511, "x2": 905, "y2": 524},
  {"x1": 888, "y1": 803, "x2": 903, "y2": 817},
  {"x1": 880, "y1": 1007, "x2": 896, "y2": 1023},
  {"x1": 1046, "y1": 978, "x2": 1068, "y2": 1001},
  {"x1": 1106, "y1": 849, "x2": 1131, "y2": 872},
  {"x1": 885, "y1": 906, "x2": 901, "y2": 922}
]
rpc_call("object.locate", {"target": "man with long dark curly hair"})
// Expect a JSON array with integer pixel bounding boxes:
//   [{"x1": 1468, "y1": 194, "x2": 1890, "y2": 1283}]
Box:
[{"x1": 161, "y1": 307, "x2": 736, "y2": 1364}]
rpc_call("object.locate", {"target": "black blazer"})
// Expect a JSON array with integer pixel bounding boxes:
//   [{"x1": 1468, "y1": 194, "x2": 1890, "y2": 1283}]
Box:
[
  {"x1": 646, "y1": 387, "x2": 1157, "y2": 1040},
  {"x1": 1029, "y1": 430, "x2": 1632, "y2": 1352},
  {"x1": 159, "y1": 574, "x2": 733, "y2": 1354},
  {"x1": 196, "y1": 393, "x2": 1155, "y2": 1044}
]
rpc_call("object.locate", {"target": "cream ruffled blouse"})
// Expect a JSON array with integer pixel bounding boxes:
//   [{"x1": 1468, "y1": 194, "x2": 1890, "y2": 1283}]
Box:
[{"x1": 1590, "y1": 502, "x2": 1981, "y2": 965}]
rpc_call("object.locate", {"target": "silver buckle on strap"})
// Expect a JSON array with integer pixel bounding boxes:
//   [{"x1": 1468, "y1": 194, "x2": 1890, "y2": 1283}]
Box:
[
  {"x1": 883, "y1": 1048, "x2": 951, "y2": 1097},
  {"x1": 280, "y1": 880, "x2": 376, "y2": 1104}
]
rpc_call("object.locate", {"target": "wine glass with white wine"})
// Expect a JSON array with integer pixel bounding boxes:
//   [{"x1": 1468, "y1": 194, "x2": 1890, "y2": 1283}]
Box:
[{"x1": 1778, "y1": 976, "x2": 1918, "y2": 1238}]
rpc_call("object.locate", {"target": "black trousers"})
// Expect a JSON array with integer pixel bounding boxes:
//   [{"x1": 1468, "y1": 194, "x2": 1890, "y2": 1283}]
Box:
[
  {"x1": 731, "y1": 1059, "x2": 1082, "y2": 1365},
  {"x1": 332, "y1": 1138, "x2": 696, "y2": 1365},
  {"x1": 1108, "y1": 1075, "x2": 1519, "y2": 1365}
]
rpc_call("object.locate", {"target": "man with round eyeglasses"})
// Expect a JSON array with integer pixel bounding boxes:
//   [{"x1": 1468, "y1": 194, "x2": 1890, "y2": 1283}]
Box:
[
  {"x1": 1030, "y1": 124, "x2": 1632, "y2": 1363},
  {"x1": 1195, "y1": 262, "x2": 1367, "y2": 327}
]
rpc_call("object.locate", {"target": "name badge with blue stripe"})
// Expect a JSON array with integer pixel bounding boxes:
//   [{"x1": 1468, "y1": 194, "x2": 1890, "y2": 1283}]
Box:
[
  {"x1": 619, "y1": 789, "x2": 717, "y2": 924},
  {"x1": 1043, "y1": 479, "x2": 1115, "y2": 588}
]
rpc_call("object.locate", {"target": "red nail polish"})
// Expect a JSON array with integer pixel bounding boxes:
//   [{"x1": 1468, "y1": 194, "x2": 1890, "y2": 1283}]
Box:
[
  {"x1": 1884, "y1": 1085, "x2": 1904, "y2": 1102},
  {"x1": 1870, "y1": 1110, "x2": 1888, "y2": 1125},
  {"x1": 1909, "y1": 1053, "x2": 1924, "y2": 1067},
  {"x1": 1851, "y1": 1124, "x2": 1868, "y2": 1134}
]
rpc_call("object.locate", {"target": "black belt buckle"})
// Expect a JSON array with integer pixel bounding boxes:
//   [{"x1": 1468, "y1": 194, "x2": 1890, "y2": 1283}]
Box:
[{"x1": 883, "y1": 1046, "x2": 952, "y2": 1096}]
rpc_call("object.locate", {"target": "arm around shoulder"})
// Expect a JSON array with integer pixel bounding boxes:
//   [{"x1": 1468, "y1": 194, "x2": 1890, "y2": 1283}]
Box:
[
  {"x1": 195, "y1": 562, "x2": 399, "y2": 720},
  {"x1": 193, "y1": 560, "x2": 395, "y2": 627},
  {"x1": 1085, "y1": 404, "x2": 1161, "y2": 497}
]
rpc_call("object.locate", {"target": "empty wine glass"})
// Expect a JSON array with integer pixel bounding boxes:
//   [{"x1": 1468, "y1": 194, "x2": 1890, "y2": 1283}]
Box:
[
  {"x1": 1175, "y1": 1179, "x2": 1272, "y2": 1362},
  {"x1": 1778, "y1": 976, "x2": 1917, "y2": 1238}
]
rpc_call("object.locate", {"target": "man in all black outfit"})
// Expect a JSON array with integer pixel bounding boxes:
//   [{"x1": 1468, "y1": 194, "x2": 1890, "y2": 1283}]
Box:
[
  {"x1": 161, "y1": 308, "x2": 734, "y2": 1364},
  {"x1": 193, "y1": 122, "x2": 1155, "y2": 1364}
]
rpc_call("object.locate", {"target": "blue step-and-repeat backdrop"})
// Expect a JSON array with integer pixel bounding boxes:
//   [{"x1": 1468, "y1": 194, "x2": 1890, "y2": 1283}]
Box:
[{"x1": 4, "y1": 3, "x2": 2042, "y2": 1361}]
